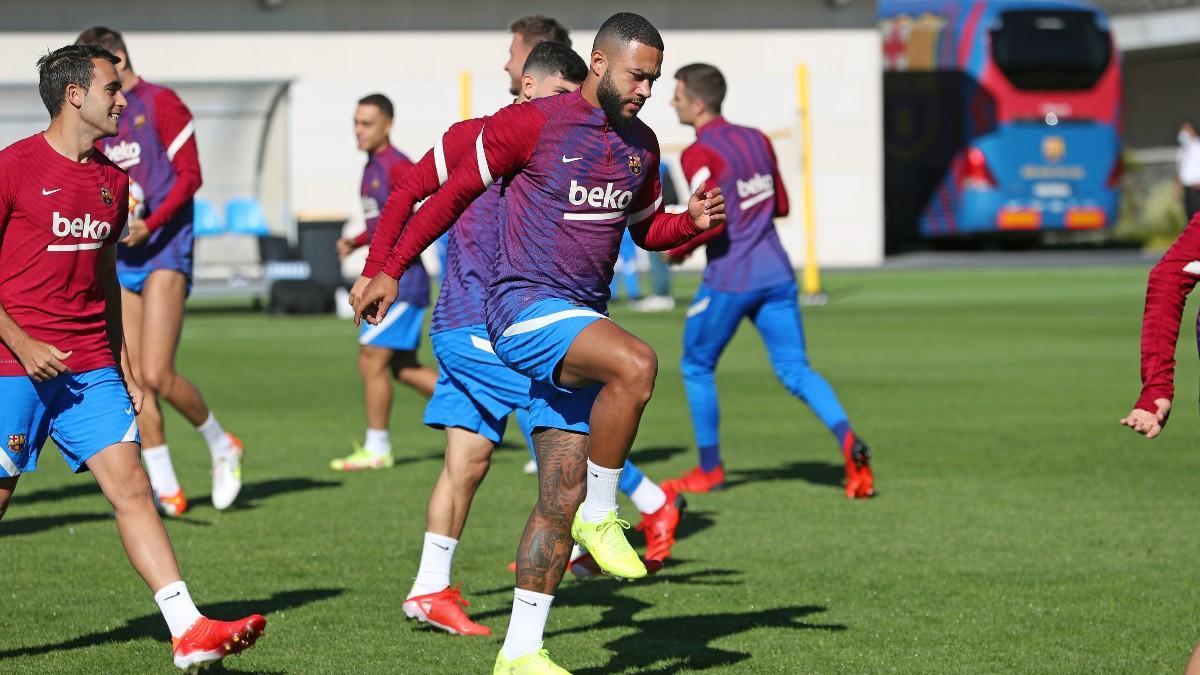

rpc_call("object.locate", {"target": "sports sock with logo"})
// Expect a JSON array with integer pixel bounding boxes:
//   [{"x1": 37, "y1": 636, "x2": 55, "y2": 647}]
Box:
[
  {"x1": 409, "y1": 532, "x2": 457, "y2": 598},
  {"x1": 141, "y1": 444, "x2": 181, "y2": 496},
  {"x1": 196, "y1": 413, "x2": 235, "y2": 460},
  {"x1": 154, "y1": 580, "x2": 203, "y2": 639},
  {"x1": 582, "y1": 460, "x2": 621, "y2": 522},
  {"x1": 501, "y1": 588, "x2": 554, "y2": 660},
  {"x1": 364, "y1": 428, "x2": 390, "y2": 456}
]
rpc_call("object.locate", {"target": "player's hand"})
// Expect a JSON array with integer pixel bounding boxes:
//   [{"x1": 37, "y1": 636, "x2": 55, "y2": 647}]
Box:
[
  {"x1": 121, "y1": 219, "x2": 151, "y2": 247},
  {"x1": 14, "y1": 336, "x2": 72, "y2": 382},
  {"x1": 336, "y1": 237, "x2": 357, "y2": 260},
  {"x1": 348, "y1": 275, "x2": 371, "y2": 308},
  {"x1": 125, "y1": 374, "x2": 145, "y2": 415},
  {"x1": 687, "y1": 185, "x2": 725, "y2": 231},
  {"x1": 1120, "y1": 398, "x2": 1172, "y2": 439},
  {"x1": 353, "y1": 273, "x2": 399, "y2": 327}
]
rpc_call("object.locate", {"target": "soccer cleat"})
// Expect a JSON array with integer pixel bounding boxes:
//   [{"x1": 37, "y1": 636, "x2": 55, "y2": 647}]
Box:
[
  {"x1": 636, "y1": 489, "x2": 686, "y2": 562},
  {"x1": 211, "y1": 434, "x2": 244, "y2": 511},
  {"x1": 403, "y1": 585, "x2": 491, "y2": 636},
  {"x1": 843, "y1": 434, "x2": 875, "y2": 499},
  {"x1": 493, "y1": 648, "x2": 572, "y2": 674},
  {"x1": 661, "y1": 464, "x2": 726, "y2": 494},
  {"x1": 570, "y1": 507, "x2": 646, "y2": 580},
  {"x1": 522, "y1": 459, "x2": 538, "y2": 475},
  {"x1": 329, "y1": 442, "x2": 394, "y2": 471},
  {"x1": 171, "y1": 614, "x2": 266, "y2": 672},
  {"x1": 154, "y1": 488, "x2": 189, "y2": 518}
]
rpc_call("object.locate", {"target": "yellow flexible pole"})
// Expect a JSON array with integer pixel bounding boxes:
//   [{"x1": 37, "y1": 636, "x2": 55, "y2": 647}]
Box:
[
  {"x1": 796, "y1": 63, "x2": 825, "y2": 303},
  {"x1": 459, "y1": 71, "x2": 471, "y2": 120}
]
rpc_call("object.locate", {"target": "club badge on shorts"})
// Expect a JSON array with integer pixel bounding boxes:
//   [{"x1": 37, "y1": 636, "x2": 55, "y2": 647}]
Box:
[
  {"x1": 100, "y1": 186, "x2": 113, "y2": 206},
  {"x1": 7, "y1": 434, "x2": 25, "y2": 453},
  {"x1": 628, "y1": 155, "x2": 642, "y2": 176}
]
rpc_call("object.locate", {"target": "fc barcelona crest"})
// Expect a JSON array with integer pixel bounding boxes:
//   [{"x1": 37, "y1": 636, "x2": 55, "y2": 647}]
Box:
[
  {"x1": 134, "y1": 114, "x2": 146, "y2": 130},
  {"x1": 628, "y1": 155, "x2": 642, "y2": 176},
  {"x1": 7, "y1": 434, "x2": 25, "y2": 453},
  {"x1": 100, "y1": 186, "x2": 113, "y2": 206},
  {"x1": 371, "y1": 178, "x2": 381, "y2": 191}
]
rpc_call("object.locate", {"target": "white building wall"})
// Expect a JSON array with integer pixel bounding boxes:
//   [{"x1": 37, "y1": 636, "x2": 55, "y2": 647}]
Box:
[{"x1": 0, "y1": 30, "x2": 882, "y2": 269}]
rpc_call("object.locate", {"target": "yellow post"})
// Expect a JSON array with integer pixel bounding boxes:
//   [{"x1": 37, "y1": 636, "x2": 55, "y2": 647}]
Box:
[
  {"x1": 796, "y1": 63, "x2": 826, "y2": 304},
  {"x1": 459, "y1": 71, "x2": 472, "y2": 120}
]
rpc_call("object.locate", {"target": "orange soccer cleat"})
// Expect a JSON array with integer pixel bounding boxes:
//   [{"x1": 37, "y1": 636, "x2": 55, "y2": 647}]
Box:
[
  {"x1": 155, "y1": 489, "x2": 189, "y2": 518},
  {"x1": 403, "y1": 585, "x2": 491, "y2": 636},
  {"x1": 661, "y1": 464, "x2": 726, "y2": 494},
  {"x1": 636, "y1": 489, "x2": 685, "y2": 562},
  {"x1": 171, "y1": 614, "x2": 266, "y2": 671},
  {"x1": 843, "y1": 434, "x2": 875, "y2": 499}
]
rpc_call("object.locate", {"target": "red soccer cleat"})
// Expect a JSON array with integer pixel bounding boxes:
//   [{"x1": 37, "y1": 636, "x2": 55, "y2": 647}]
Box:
[
  {"x1": 636, "y1": 489, "x2": 685, "y2": 562},
  {"x1": 843, "y1": 434, "x2": 875, "y2": 499},
  {"x1": 171, "y1": 614, "x2": 266, "y2": 671},
  {"x1": 403, "y1": 585, "x2": 491, "y2": 636},
  {"x1": 661, "y1": 464, "x2": 726, "y2": 494}
]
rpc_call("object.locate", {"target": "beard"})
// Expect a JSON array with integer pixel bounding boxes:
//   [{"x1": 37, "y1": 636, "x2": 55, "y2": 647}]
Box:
[{"x1": 597, "y1": 69, "x2": 642, "y2": 128}]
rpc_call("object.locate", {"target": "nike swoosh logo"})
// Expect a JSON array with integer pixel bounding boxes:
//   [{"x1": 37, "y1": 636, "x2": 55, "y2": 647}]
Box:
[
  {"x1": 562, "y1": 155, "x2": 582, "y2": 163},
  {"x1": 161, "y1": 591, "x2": 182, "y2": 601},
  {"x1": 125, "y1": 406, "x2": 134, "y2": 416},
  {"x1": 517, "y1": 598, "x2": 538, "y2": 606},
  {"x1": 432, "y1": 543, "x2": 450, "y2": 551},
  {"x1": 590, "y1": 472, "x2": 600, "y2": 478},
  {"x1": 42, "y1": 188, "x2": 62, "y2": 195}
]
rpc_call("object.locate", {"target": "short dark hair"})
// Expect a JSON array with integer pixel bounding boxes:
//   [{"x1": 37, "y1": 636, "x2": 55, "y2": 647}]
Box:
[
  {"x1": 509, "y1": 15, "x2": 571, "y2": 48},
  {"x1": 593, "y1": 12, "x2": 664, "y2": 52},
  {"x1": 357, "y1": 93, "x2": 394, "y2": 119},
  {"x1": 675, "y1": 63, "x2": 727, "y2": 114},
  {"x1": 75, "y1": 26, "x2": 131, "y2": 70},
  {"x1": 523, "y1": 41, "x2": 587, "y2": 84},
  {"x1": 36, "y1": 44, "x2": 120, "y2": 117}
]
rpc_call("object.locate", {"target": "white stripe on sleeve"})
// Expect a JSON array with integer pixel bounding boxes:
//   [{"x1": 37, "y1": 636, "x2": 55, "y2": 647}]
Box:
[
  {"x1": 165, "y1": 121, "x2": 195, "y2": 161},
  {"x1": 475, "y1": 132, "x2": 494, "y2": 188},
  {"x1": 434, "y1": 137, "x2": 449, "y2": 185}
]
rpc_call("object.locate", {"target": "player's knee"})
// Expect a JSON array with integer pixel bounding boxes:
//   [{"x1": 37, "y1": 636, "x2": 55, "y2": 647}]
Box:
[
  {"x1": 139, "y1": 367, "x2": 174, "y2": 396},
  {"x1": 105, "y1": 467, "x2": 154, "y2": 510},
  {"x1": 776, "y1": 363, "x2": 815, "y2": 398},
  {"x1": 680, "y1": 353, "x2": 715, "y2": 381},
  {"x1": 446, "y1": 451, "x2": 491, "y2": 491},
  {"x1": 614, "y1": 342, "x2": 658, "y2": 404}
]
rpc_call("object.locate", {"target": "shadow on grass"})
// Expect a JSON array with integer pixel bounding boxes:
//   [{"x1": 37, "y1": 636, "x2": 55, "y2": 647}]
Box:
[
  {"x1": 1, "y1": 510, "x2": 117, "y2": 537},
  {"x1": 189, "y1": 477, "x2": 342, "y2": 512},
  {"x1": 628, "y1": 446, "x2": 690, "y2": 465},
  {"x1": 724, "y1": 461, "x2": 844, "y2": 490},
  {"x1": 565, "y1": 603, "x2": 846, "y2": 674},
  {"x1": 11, "y1": 481, "x2": 102, "y2": 505},
  {"x1": 0, "y1": 588, "x2": 344, "y2": 660}
]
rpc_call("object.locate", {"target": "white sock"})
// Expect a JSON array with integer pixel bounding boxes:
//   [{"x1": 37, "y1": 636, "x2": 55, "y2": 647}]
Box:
[
  {"x1": 364, "y1": 428, "x2": 390, "y2": 456},
  {"x1": 582, "y1": 460, "x2": 621, "y2": 522},
  {"x1": 501, "y1": 588, "x2": 554, "y2": 660},
  {"x1": 154, "y1": 581, "x2": 203, "y2": 638},
  {"x1": 629, "y1": 476, "x2": 668, "y2": 515},
  {"x1": 409, "y1": 532, "x2": 457, "y2": 598},
  {"x1": 141, "y1": 445, "x2": 181, "y2": 496},
  {"x1": 569, "y1": 544, "x2": 586, "y2": 564},
  {"x1": 196, "y1": 413, "x2": 234, "y2": 460}
]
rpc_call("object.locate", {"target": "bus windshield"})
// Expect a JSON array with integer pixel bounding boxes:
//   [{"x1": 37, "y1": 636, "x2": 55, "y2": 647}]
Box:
[{"x1": 989, "y1": 10, "x2": 1111, "y2": 91}]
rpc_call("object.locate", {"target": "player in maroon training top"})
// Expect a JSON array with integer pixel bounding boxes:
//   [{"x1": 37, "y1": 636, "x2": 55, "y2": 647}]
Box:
[
  {"x1": 0, "y1": 44, "x2": 263, "y2": 671},
  {"x1": 76, "y1": 27, "x2": 244, "y2": 517},
  {"x1": 330, "y1": 93, "x2": 436, "y2": 471},
  {"x1": 355, "y1": 13, "x2": 725, "y2": 672},
  {"x1": 1121, "y1": 212, "x2": 1200, "y2": 437}
]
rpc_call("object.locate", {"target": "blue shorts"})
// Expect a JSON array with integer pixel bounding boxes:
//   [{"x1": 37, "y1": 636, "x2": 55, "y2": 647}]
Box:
[
  {"x1": 492, "y1": 298, "x2": 606, "y2": 434},
  {"x1": 424, "y1": 325, "x2": 531, "y2": 444},
  {"x1": 117, "y1": 268, "x2": 193, "y2": 296},
  {"x1": 0, "y1": 367, "x2": 139, "y2": 477},
  {"x1": 359, "y1": 302, "x2": 425, "y2": 351}
]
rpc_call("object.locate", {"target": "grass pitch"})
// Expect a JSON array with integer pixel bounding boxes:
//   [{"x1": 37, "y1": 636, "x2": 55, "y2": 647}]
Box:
[{"x1": 2, "y1": 265, "x2": 1198, "y2": 673}]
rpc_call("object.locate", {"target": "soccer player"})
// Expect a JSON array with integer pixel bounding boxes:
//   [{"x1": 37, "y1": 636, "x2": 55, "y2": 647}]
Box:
[
  {"x1": 330, "y1": 93, "x2": 435, "y2": 471},
  {"x1": 661, "y1": 63, "x2": 875, "y2": 500},
  {"x1": 504, "y1": 15, "x2": 571, "y2": 97},
  {"x1": 0, "y1": 44, "x2": 264, "y2": 671},
  {"x1": 75, "y1": 27, "x2": 242, "y2": 515},
  {"x1": 1120, "y1": 211, "x2": 1200, "y2": 439},
  {"x1": 355, "y1": 13, "x2": 725, "y2": 672}
]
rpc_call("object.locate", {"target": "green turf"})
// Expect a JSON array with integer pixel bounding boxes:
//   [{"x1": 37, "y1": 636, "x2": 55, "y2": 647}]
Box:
[{"x1": 2, "y1": 265, "x2": 1198, "y2": 674}]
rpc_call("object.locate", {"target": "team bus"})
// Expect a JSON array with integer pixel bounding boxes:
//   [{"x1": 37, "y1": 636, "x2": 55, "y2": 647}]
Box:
[{"x1": 879, "y1": 0, "x2": 1122, "y2": 249}]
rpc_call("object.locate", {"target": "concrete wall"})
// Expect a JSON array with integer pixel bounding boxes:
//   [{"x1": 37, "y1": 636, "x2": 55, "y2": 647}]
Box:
[{"x1": 0, "y1": 29, "x2": 883, "y2": 269}]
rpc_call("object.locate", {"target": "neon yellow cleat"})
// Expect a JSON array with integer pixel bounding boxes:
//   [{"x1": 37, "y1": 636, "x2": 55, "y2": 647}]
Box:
[
  {"x1": 493, "y1": 648, "x2": 572, "y2": 674},
  {"x1": 570, "y1": 506, "x2": 647, "y2": 580},
  {"x1": 329, "y1": 443, "x2": 394, "y2": 471}
]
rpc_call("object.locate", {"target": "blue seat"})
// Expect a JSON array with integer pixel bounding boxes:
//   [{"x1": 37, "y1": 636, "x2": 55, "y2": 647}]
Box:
[
  {"x1": 225, "y1": 198, "x2": 270, "y2": 236},
  {"x1": 193, "y1": 199, "x2": 224, "y2": 237}
]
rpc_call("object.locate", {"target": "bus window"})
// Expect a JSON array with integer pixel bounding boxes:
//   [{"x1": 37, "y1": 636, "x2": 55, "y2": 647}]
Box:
[{"x1": 989, "y1": 10, "x2": 1111, "y2": 91}]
